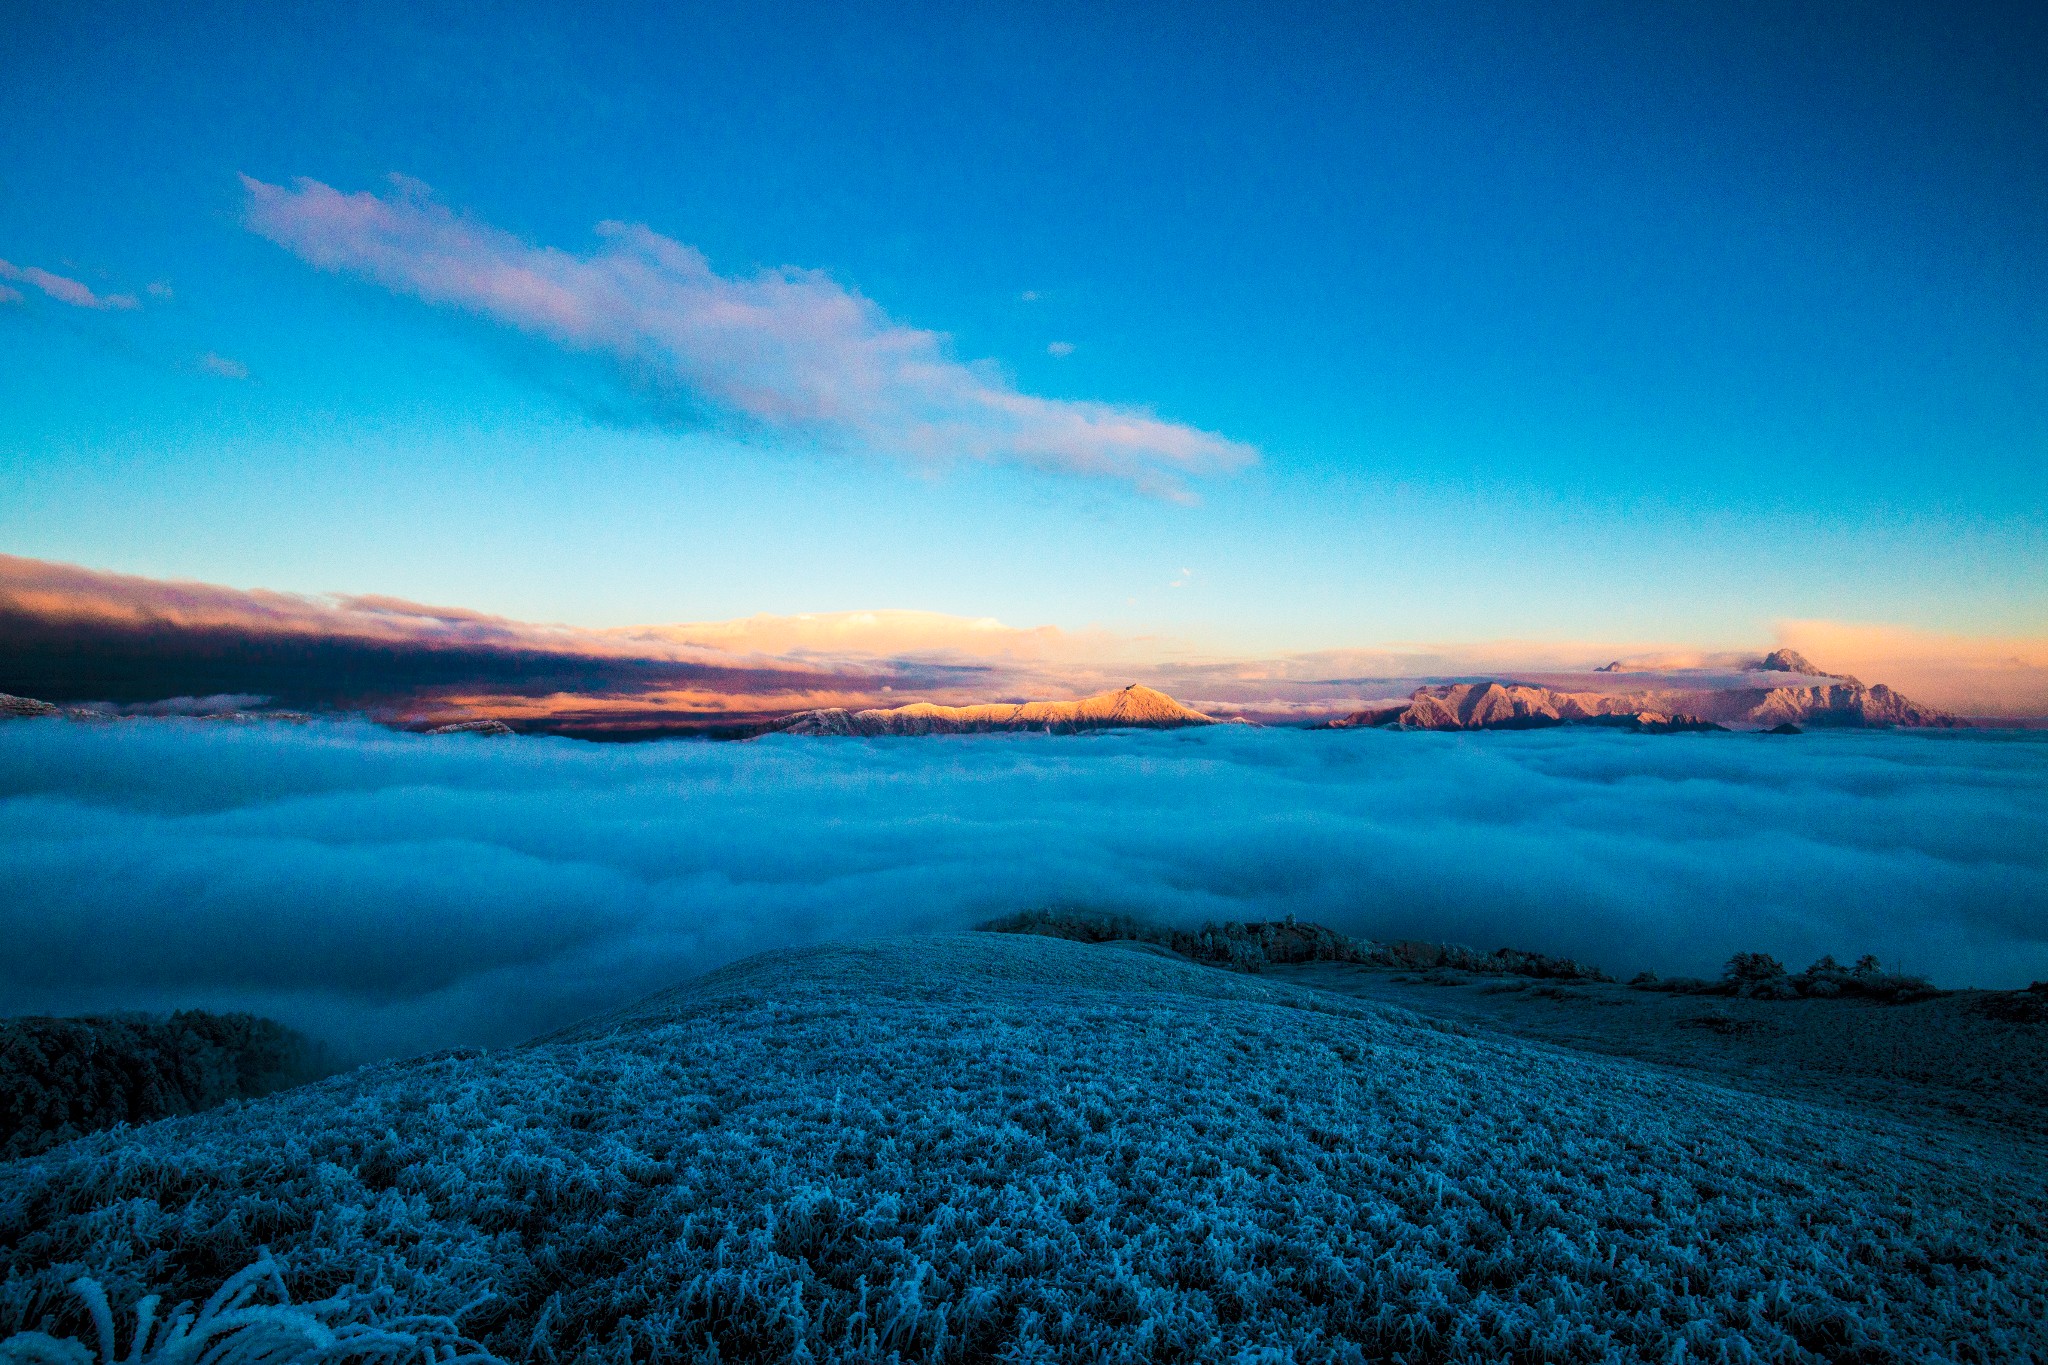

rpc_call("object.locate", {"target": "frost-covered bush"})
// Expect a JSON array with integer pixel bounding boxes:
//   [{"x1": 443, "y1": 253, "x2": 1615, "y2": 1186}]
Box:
[
  {"x1": 1793, "y1": 954, "x2": 1941, "y2": 1003},
  {"x1": 1724, "y1": 951, "x2": 1790, "y2": 989},
  {"x1": 2, "y1": 935, "x2": 2041, "y2": 1363},
  {"x1": 1632, "y1": 953, "x2": 1938, "y2": 1003},
  {"x1": 0, "y1": 1012, "x2": 330, "y2": 1159}
]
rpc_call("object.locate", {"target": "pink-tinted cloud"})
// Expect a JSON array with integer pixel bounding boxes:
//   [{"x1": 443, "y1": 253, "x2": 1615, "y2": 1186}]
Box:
[
  {"x1": 0, "y1": 554, "x2": 943, "y2": 731},
  {"x1": 1775, "y1": 620, "x2": 2048, "y2": 718},
  {"x1": 240, "y1": 175, "x2": 1255, "y2": 496},
  {"x1": 8, "y1": 555, "x2": 2040, "y2": 726},
  {"x1": 0, "y1": 258, "x2": 139, "y2": 310},
  {"x1": 0, "y1": 552, "x2": 752, "y2": 663},
  {"x1": 197, "y1": 352, "x2": 250, "y2": 379}
]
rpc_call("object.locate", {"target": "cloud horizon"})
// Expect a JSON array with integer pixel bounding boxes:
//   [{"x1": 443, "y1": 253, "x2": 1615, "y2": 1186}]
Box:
[
  {"x1": 4, "y1": 552, "x2": 2044, "y2": 725},
  {"x1": 241, "y1": 174, "x2": 1257, "y2": 497},
  {"x1": 3, "y1": 720, "x2": 2041, "y2": 1061}
]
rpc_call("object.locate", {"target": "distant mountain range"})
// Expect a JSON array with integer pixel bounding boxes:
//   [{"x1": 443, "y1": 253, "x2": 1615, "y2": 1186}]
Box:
[
  {"x1": 768, "y1": 684, "x2": 1218, "y2": 736},
  {"x1": 0, "y1": 655, "x2": 1967, "y2": 739},
  {"x1": 759, "y1": 654, "x2": 1961, "y2": 738},
  {"x1": 1326, "y1": 655, "x2": 1959, "y2": 732}
]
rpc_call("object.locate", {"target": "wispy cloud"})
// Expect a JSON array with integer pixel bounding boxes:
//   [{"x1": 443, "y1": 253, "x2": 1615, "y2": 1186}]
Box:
[
  {"x1": 197, "y1": 351, "x2": 250, "y2": 379},
  {"x1": 0, "y1": 258, "x2": 140, "y2": 310},
  {"x1": 240, "y1": 175, "x2": 1255, "y2": 496}
]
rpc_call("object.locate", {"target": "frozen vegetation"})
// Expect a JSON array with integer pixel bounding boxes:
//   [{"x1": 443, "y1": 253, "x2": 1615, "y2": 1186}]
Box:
[
  {"x1": 983, "y1": 910, "x2": 1948, "y2": 1001},
  {"x1": 981, "y1": 909, "x2": 1613, "y2": 980},
  {"x1": 1629, "y1": 953, "x2": 1938, "y2": 1004},
  {"x1": 4, "y1": 934, "x2": 2044, "y2": 1362},
  {"x1": 1979, "y1": 982, "x2": 2048, "y2": 1023},
  {"x1": 1275, "y1": 959, "x2": 2048, "y2": 1145},
  {"x1": 0, "y1": 1012, "x2": 329, "y2": 1159}
]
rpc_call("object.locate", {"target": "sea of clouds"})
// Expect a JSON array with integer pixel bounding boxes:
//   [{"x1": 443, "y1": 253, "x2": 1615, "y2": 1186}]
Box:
[{"x1": 2, "y1": 719, "x2": 2043, "y2": 1060}]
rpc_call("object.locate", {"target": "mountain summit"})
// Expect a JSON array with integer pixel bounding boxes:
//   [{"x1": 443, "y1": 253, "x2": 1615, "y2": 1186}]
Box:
[
  {"x1": 1752, "y1": 649, "x2": 1829, "y2": 676},
  {"x1": 1329, "y1": 667, "x2": 1957, "y2": 732},
  {"x1": 772, "y1": 684, "x2": 1217, "y2": 737}
]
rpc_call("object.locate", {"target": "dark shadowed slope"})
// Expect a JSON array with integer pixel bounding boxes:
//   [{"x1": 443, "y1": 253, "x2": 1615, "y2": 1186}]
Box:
[{"x1": 4, "y1": 935, "x2": 2045, "y2": 1362}]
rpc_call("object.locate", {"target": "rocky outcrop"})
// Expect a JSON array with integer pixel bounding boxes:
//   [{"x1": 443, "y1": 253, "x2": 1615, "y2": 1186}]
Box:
[
  {"x1": 1578, "y1": 711, "x2": 1725, "y2": 734},
  {"x1": 1330, "y1": 673, "x2": 1957, "y2": 732},
  {"x1": 425, "y1": 719, "x2": 516, "y2": 737},
  {"x1": 772, "y1": 685, "x2": 1217, "y2": 737},
  {"x1": 1327, "y1": 682, "x2": 1633, "y2": 732},
  {"x1": 0, "y1": 697, "x2": 313, "y2": 725},
  {"x1": 1743, "y1": 682, "x2": 1950, "y2": 729}
]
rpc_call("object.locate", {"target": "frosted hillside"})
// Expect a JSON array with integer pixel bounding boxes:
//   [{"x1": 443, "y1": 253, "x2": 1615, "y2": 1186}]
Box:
[
  {"x1": 5, "y1": 935, "x2": 2043, "y2": 1362},
  {"x1": 1277, "y1": 961, "x2": 2048, "y2": 1143}
]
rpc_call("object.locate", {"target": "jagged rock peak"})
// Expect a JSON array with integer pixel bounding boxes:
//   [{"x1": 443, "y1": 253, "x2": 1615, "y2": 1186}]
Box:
[
  {"x1": 776, "y1": 708, "x2": 864, "y2": 737},
  {"x1": 0, "y1": 693, "x2": 59, "y2": 718},
  {"x1": 425, "y1": 719, "x2": 515, "y2": 737},
  {"x1": 1328, "y1": 675, "x2": 1957, "y2": 732},
  {"x1": 1753, "y1": 649, "x2": 1825, "y2": 675}
]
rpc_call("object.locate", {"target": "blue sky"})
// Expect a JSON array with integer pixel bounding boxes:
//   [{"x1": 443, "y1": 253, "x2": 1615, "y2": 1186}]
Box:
[{"x1": 1, "y1": 0, "x2": 2043, "y2": 655}]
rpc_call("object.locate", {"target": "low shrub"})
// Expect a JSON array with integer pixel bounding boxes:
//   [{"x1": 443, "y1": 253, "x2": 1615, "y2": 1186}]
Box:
[
  {"x1": 0, "y1": 1011, "x2": 331, "y2": 1159},
  {"x1": 1629, "y1": 954, "x2": 1939, "y2": 1004}
]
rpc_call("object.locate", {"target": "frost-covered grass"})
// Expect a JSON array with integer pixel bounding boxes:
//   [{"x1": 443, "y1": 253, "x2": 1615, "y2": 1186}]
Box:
[
  {"x1": 0, "y1": 1253, "x2": 497, "y2": 1364},
  {"x1": 1276, "y1": 960, "x2": 2048, "y2": 1145},
  {"x1": 5, "y1": 934, "x2": 2044, "y2": 1362}
]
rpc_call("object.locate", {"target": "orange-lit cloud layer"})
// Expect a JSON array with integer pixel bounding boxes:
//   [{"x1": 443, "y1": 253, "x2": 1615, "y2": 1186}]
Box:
[
  {"x1": 4, "y1": 554, "x2": 2042, "y2": 727},
  {"x1": 0, "y1": 554, "x2": 938, "y2": 733},
  {"x1": 241, "y1": 175, "x2": 1255, "y2": 498},
  {"x1": 1776, "y1": 620, "x2": 2048, "y2": 718}
]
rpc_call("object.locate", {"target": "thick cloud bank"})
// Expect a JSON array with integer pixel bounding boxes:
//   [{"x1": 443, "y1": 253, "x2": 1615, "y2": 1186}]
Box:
[{"x1": 2, "y1": 720, "x2": 2043, "y2": 1059}]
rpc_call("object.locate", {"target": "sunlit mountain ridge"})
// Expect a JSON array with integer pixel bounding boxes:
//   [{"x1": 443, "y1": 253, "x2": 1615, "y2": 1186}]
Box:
[{"x1": 770, "y1": 683, "x2": 1217, "y2": 735}]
